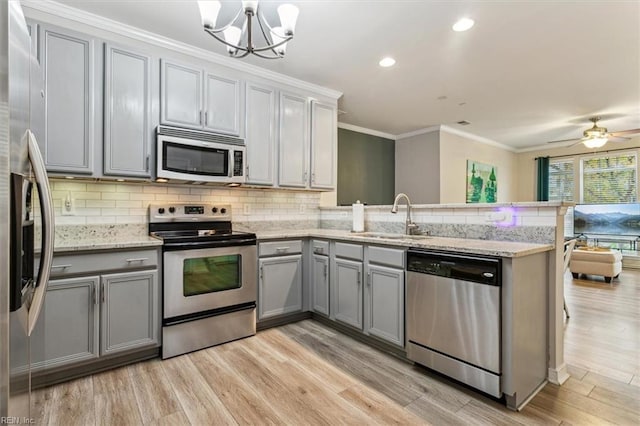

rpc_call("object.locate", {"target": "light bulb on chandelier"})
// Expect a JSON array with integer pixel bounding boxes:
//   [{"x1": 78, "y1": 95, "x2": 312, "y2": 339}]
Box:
[
  {"x1": 582, "y1": 137, "x2": 608, "y2": 149},
  {"x1": 197, "y1": 0, "x2": 299, "y2": 59}
]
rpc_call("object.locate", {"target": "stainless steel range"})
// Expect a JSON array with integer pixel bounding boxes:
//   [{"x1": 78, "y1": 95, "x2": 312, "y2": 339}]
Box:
[{"x1": 149, "y1": 203, "x2": 257, "y2": 359}]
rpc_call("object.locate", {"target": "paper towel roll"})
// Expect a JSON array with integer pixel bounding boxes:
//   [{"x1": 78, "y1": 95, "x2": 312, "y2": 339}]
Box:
[{"x1": 352, "y1": 201, "x2": 364, "y2": 232}]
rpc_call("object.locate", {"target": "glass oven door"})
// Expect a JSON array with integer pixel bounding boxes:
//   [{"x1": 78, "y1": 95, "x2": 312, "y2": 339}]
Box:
[{"x1": 163, "y1": 245, "x2": 257, "y2": 319}]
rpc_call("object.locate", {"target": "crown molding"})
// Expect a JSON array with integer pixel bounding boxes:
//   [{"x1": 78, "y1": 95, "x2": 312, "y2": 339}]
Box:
[
  {"x1": 515, "y1": 142, "x2": 576, "y2": 153},
  {"x1": 21, "y1": 0, "x2": 343, "y2": 100},
  {"x1": 395, "y1": 125, "x2": 441, "y2": 140},
  {"x1": 337, "y1": 122, "x2": 396, "y2": 140},
  {"x1": 439, "y1": 125, "x2": 517, "y2": 152}
]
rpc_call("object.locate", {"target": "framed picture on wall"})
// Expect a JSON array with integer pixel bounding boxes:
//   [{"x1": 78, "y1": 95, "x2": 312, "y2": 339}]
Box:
[{"x1": 466, "y1": 160, "x2": 497, "y2": 203}]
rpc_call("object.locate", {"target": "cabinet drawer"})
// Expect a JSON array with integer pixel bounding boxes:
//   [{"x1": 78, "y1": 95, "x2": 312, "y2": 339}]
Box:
[
  {"x1": 48, "y1": 249, "x2": 158, "y2": 277},
  {"x1": 368, "y1": 246, "x2": 405, "y2": 268},
  {"x1": 335, "y1": 242, "x2": 363, "y2": 261},
  {"x1": 259, "y1": 240, "x2": 303, "y2": 257},
  {"x1": 311, "y1": 240, "x2": 329, "y2": 256}
]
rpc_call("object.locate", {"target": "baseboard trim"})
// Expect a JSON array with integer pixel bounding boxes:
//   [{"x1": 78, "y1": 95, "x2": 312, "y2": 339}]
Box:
[
  {"x1": 548, "y1": 364, "x2": 570, "y2": 385},
  {"x1": 257, "y1": 311, "x2": 312, "y2": 331}
]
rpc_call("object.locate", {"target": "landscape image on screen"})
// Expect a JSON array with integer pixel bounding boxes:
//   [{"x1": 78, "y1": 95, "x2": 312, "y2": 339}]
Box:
[{"x1": 573, "y1": 203, "x2": 640, "y2": 236}]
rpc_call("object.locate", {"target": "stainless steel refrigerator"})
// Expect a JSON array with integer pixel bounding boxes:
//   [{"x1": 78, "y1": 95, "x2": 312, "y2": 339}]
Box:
[{"x1": 1, "y1": 0, "x2": 54, "y2": 421}]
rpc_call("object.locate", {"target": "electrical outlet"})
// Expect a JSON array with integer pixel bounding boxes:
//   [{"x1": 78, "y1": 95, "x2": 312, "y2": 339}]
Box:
[
  {"x1": 299, "y1": 204, "x2": 306, "y2": 214},
  {"x1": 243, "y1": 204, "x2": 251, "y2": 215},
  {"x1": 61, "y1": 191, "x2": 75, "y2": 216}
]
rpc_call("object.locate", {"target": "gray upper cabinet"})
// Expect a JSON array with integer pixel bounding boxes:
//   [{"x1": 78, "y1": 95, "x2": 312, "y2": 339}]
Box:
[
  {"x1": 160, "y1": 60, "x2": 203, "y2": 129},
  {"x1": 245, "y1": 83, "x2": 276, "y2": 185},
  {"x1": 204, "y1": 73, "x2": 241, "y2": 135},
  {"x1": 365, "y1": 264, "x2": 404, "y2": 347},
  {"x1": 30, "y1": 276, "x2": 100, "y2": 370},
  {"x1": 104, "y1": 44, "x2": 152, "y2": 177},
  {"x1": 258, "y1": 254, "x2": 303, "y2": 320},
  {"x1": 41, "y1": 26, "x2": 96, "y2": 174},
  {"x1": 333, "y1": 257, "x2": 363, "y2": 330},
  {"x1": 279, "y1": 92, "x2": 309, "y2": 188},
  {"x1": 161, "y1": 60, "x2": 243, "y2": 136},
  {"x1": 101, "y1": 270, "x2": 159, "y2": 355},
  {"x1": 310, "y1": 101, "x2": 337, "y2": 189}
]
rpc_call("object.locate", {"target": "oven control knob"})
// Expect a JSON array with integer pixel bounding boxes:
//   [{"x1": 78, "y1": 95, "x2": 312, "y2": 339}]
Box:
[
  {"x1": 221, "y1": 208, "x2": 227, "y2": 214},
  {"x1": 169, "y1": 207, "x2": 175, "y2": 213},
  {"x1": 158, "y1": 208, "x2": 165, "y2": 214},
  {"x1": 212, "y1": 207, "x2": 218, "y2": 213}
]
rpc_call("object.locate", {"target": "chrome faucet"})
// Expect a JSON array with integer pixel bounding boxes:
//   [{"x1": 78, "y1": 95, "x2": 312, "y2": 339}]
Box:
[{"x1": 391, "y1": 193, "x2": 420, "y2": 235}]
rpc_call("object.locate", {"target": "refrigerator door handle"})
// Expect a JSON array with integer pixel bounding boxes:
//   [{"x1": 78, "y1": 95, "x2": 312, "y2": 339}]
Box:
[{"x1": 26, "y1": 130, "x2": 54, "y2": 336}]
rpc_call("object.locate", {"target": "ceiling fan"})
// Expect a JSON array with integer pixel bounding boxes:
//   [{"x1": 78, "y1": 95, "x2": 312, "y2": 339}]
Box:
[{"x1": 547, "y1": 117, "x2": 640, "y2": 148}]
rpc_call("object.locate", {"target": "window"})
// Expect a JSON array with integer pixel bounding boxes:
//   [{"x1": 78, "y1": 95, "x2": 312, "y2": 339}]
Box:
[
  {"x1": 548, "y1": 159, "x2": 574, "y2": 201},
  {"x1": 581, "y1": 153, "x2": 637, "y2": 203}
]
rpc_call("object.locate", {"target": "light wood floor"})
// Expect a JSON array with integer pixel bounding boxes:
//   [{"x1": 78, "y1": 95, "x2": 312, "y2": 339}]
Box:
[{"x1": 36, "y1": 269, "x2": 640, "y2": 425}]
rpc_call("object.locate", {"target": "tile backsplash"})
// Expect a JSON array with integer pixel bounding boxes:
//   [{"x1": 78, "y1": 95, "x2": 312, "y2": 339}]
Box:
[{"x1": 48, "y1": 179, "x2": 321, "y2": 225}]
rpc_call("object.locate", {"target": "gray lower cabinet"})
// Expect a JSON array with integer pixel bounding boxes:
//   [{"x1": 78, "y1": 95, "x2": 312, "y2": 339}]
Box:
[
  {"x1": 311, "y1": 254, "x2": 329, "y2": 316},
  {"x1": 103, "y1": 44, "x2": 153, "y2": 177},
  {"x1": 100, "y1": 270, "x2": 159, "y2": 355},
  {"x1": 365, "y1": 264, "x2": 404, "y2": 346},
  {"x1": 31, "y1": 276, "x2": 100, "y2": 370},
  {"x1": 333, "y1": 258, "x2": 363, "y2": 330},
  {"x1": 258, "y1": 254, "x2": 303, "y2": 319},
  {"x1": 40, "y1": 24, "x2": 97, "y2": 174}
]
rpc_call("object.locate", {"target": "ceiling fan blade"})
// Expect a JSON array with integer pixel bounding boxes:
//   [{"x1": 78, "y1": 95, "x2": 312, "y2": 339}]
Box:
[
  {"x1": 547, "y1": 137, "x2": 581, "y2": 144},
  {"x1": 610, "y1": 128, "x2": 640, "y2": 137},
  {"x1": 609, "y1": 135, "x2": 631, "y2": 142}
]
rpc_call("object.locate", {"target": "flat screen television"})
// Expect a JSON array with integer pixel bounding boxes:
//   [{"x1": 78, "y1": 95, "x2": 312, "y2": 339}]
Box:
[{"x1": 573, "y1": 203, "x2": 640, "y2": 236}]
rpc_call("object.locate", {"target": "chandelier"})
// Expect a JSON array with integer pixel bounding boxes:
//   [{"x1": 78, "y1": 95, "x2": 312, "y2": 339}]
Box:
[{"x1": 197, "y1": 1, "x2": 299, "y2": 59}]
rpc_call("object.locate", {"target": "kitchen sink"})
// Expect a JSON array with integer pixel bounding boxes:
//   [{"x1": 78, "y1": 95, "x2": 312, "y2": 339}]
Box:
[{"x1": 351, "y1": 232, "x2": 429, "y2": 240}]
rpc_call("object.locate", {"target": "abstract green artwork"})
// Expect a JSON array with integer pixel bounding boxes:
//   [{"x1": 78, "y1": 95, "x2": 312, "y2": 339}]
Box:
[{"x1": 466, "y1": 160, "x2": 497, "y2": 203}]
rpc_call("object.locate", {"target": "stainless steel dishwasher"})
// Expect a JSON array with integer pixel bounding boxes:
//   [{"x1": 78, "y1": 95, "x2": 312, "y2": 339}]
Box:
[{"x1": 406, "y1": 249, "x2": 502, "y2": 398}]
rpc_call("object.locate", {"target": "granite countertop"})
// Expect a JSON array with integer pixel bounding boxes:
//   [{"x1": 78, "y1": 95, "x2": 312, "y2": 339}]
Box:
[
  {"x1": 49, "y1": 224, "x2": 163, "y2": 253},
  {"x1": 251, "y1": 229, "x2": 553, "y2": 258}
]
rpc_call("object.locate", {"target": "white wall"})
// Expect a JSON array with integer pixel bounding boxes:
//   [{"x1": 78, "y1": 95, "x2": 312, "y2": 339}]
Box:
[
  {"x1": 439, "y1": 131, "x2": 518, "y2": 203},
  {"x1": 515, "y1": 136, "x2": 640, "y2": 201},
  {"x1": 395, "y1": 131, "x2": 440, "y2": 204}
]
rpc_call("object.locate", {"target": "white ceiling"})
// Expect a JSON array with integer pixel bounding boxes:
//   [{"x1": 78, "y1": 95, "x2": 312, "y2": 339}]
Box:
[{"x1": 51, "y1": 0, "x2": 640, "y2": 149}]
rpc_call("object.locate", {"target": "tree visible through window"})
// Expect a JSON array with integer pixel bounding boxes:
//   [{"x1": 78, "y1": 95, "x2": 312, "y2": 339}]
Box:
[{"x1": 581, "y1": 153, "x2": 637, "y2": 203}]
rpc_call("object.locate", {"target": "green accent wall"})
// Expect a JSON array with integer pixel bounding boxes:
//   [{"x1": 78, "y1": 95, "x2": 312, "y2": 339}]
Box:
[{"x1": 337, "y1": 128, "x2": 395, "y2": 205}]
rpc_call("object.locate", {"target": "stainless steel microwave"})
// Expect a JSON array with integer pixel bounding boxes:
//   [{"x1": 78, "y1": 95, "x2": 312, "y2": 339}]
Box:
[{"x1": 156, "y1": 126, "x2": 246, "y2": 185}]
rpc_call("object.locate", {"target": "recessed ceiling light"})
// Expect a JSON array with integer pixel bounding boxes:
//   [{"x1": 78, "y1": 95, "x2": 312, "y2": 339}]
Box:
[
  {"x1": 379, "y1": 57, "x2": 396, "y2": 67},
  {"x1": 452, "y1": 18, "x2": 474, "y2": 32}
]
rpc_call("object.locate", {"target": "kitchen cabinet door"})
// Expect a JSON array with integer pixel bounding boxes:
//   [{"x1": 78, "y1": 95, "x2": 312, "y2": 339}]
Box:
[
  {"x1": 278, "y1": 92, "x2": 309, "y2": 188},
  {"x1": 41, "y1": 26, "x2": 96, "y2": 174},
  {"x1": 310, "y1": 101, "x2": 336, "y2": 189},
  {"x1": 259, "y1": 255, "x2": 303, "y2": 319},
  {"x1": 366, "y1": 264, "x2": 404, "y2": 347},
  {"x1": 100, "y1": 270, "x2": 159, "y2": 356},
  {"x1": 160, "y1": 60, "x2": 203, "y2": 129},
  {"x1": 30, "y1": 276, "x2": 100, "y2": 371},
  {"x1": 104, "y1": 44, "x2": 152, "y2": 177},
  {"x1": 312, "y1": 254, "x2": 330, "y2": 316},
  {"x1": 333, "y1": 258, "x2": 363, "y2": 330},
  {"x1": 204, "y1": 73, "x2": 242, "y2": 135},
  {"x1": 245, "y1": 83, "x2": 276, "y2": 185}
]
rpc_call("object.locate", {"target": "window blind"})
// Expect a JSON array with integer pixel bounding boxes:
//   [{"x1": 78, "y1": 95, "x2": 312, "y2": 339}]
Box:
[
  {"x1": 581, "y1": 153, "x2": 637, "y2": 203},
  {"x1": 549, "y1": 159, "x2": 574, "y2": 202}
]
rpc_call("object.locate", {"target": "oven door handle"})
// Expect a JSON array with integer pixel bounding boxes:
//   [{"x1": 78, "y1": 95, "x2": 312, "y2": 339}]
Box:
[{"x1": 162, "y1": 238, "x2": 257, "y2": 250}]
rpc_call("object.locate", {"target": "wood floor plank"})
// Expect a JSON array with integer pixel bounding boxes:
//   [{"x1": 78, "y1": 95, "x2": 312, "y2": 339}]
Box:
[
  {"x1": 94, "y1": 389, "x2": 144, "y2": 426},
  {"x1": 129, "y1": 366, "x2": 181, "y2": 424},
  {"x1": 566, "y1": 364, "x2": 588, "y2": 381},
  {"x1": 146, "y1": 410, "x2": 190, "y2": 426},
  {"x1": 160, "y1": 354, "x2": 237, "y2": 426},
  {"x1": 405, "y1": 394, "x2": 468, "y2": 426},
  {"x1": 455, "y1": 399, "x2": 530, "y2": 426},
  {"x1": 587, "y1": 385, "x2": 640, "y2": 415},
  {"x1": 92, "y1": 366, "x2": 134, "y2": 396},
  {"x1": 631, "y1": 375, "x2": 640, "y2": 387},
  {"x1": 189, "y1": 348, "x2": 285, "y2": 425},
  {"x1": 46, "y1": 377, "x2": 95, "y2": 426},
  {"x1": 558, "y1": 377, "x2": 594, "y2": 396},
  {"x1": 528, "y1": 391, "x2": 615, "y2": 426},
  {"x1": 339, "y1": 384, "x2": 427, "y2": 425}
]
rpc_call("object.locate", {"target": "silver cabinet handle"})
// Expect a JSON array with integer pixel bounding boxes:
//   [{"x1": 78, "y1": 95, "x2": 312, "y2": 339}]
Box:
[
  {"x1": 204, "y1": 111, "x2": 208, "y2": 125},
  {"x1": 51, "y1": 264, "x2": 72, "y2": 270},
  {"x1": 312, "y1": 173, "x2": 315, "y2": 184},
  {"x1": 367, "y1": 272, "x2": 371, "y2": 287},
  {"x1": 275, "y1": 247, "x2": 290, "y2": 253},
  {"x1": 101, "y1": 281, "x2": 105, "y2": 304},
  {"x1": 324, "y1": 264, "x2": 328, "y2": 278},
  {"x1": 313, "y1": 246, "x2": 324, "y2": 254},
  {"x1": 145, "y1": 155, "x2": 150, "y2": 172},
  {"x1": 357, "y1": 270, "x2": 361, "y2": 285},
  {"x1": 199, "y1": 110, "x2": 203, "y2": 125},
  {"x1": 260, "y1": 265, "x2": 264, "y2": 280},
  {"x1": 27, "y1": 130, "x2": 54, "y2": 336},
  {"x1": 126, "y1": 257, "x2": 148, "y2": 263},
  {"x1": 93, "y1": 285, "x2": 98, "y2": 305}
]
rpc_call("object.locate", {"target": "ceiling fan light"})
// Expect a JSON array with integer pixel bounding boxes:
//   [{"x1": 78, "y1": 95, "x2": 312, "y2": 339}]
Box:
[
  {"x1": 271, "y1": 27, "x2": 288, "y2": 55},
  {"x1": 241, "y1": 0, "x2": 259, "y2": 14},
  {"x1": 583, "y1": 137, "x2": 608, "y2": 148},
  {"x1": 197, "y1": 1, "x2": 221, "y2": 29},
  {"x1": 278, "y1": 4, "x2": 299, "y2": 35}
]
